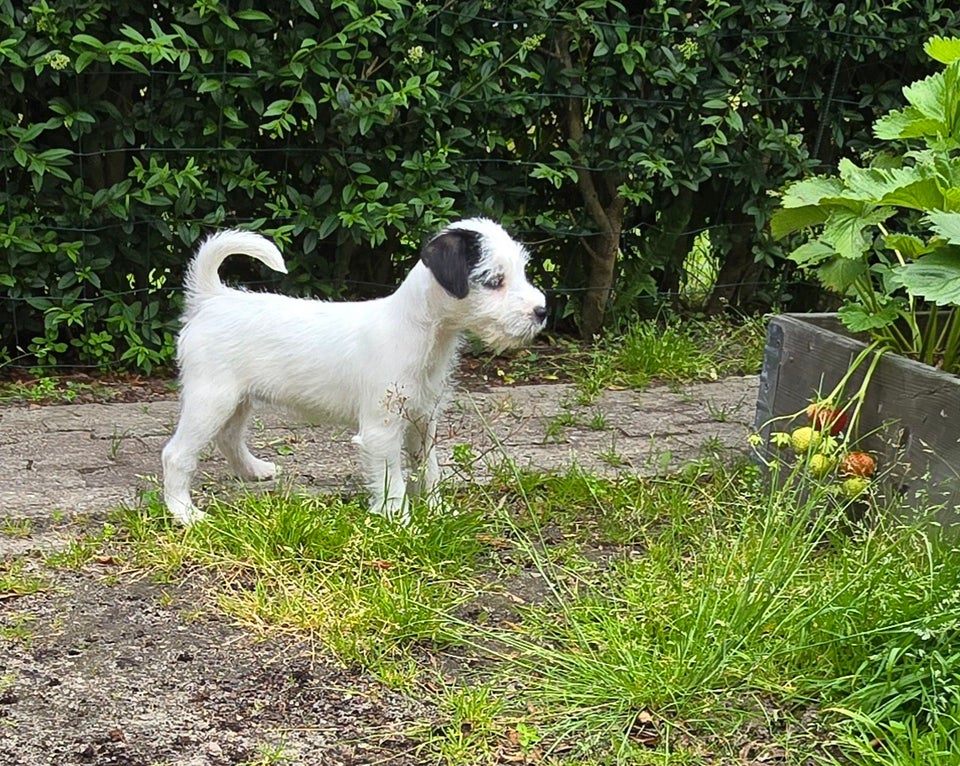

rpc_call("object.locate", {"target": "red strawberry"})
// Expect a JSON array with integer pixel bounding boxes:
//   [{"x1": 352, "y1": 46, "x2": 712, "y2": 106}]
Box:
[
  {"x1": 806, "y1": 402, "x2": 849, "y2": 436},
  {"x1": 839, "y1": 451, "x2": 876, "y2": 478}
]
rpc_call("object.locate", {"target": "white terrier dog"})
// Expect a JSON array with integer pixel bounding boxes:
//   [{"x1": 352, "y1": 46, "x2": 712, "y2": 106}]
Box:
[{"x1": 162, "y1": 218, "x2": 548, "y2": 524}]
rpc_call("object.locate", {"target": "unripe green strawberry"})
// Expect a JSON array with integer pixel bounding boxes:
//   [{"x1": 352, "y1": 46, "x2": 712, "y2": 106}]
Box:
[
  {"x1": 790, "y1": 426, "x2": 820, "y2": 452},
  {"x1": 841, "y1": 476, "x2": 871, "y2": 498},
  {"x1": 808, "y1": 453, "x2": 835, "y2": 477}
]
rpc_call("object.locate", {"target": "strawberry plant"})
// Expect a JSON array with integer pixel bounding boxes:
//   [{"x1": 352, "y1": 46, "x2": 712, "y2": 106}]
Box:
[
  {"x1": 758, "y1": 342, "x2": 888, "y2": 502},
  {"x1": 773, "y1": 35, "x2": 960, "y2": 375},
  {"x1": 763, "y1": 404, "x2": 878, "y2": 500}
]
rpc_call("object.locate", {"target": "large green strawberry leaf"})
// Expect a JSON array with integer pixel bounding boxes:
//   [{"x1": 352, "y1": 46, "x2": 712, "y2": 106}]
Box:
[
  {"x1": 873, "y1": 108, "x2": 945, "y2": 140},
  {"x1": 838, "y1": 302, "x2": 902, "y2": 332},
  {"x1": 927, "y1": 211, "x2": 960, "y2": 244},
  {"x1": 884, "y1": 233, "x2": 933, "y2": 260},
  {"x1": 778, "y1": 176, "x2": 847, "y2": 208},
  {"x1": 893, "y1": 250, "x2": 960, "y2": 305},
  {"x1": 880, "y1": 178, "x2": 947, "y2": 210},
  {"x1": 786, "y1": 239, "x2": 835, "y2": 267},
  {"x1": 770, "y1": 205, "x2": 829, "y2": 239},
  {"x1": 837, "y1": 160, "x2": 944, "y2": 209},
  {"x1": 821, "y1": 207, "x2": 895, "y2": 259},
  {"x1": 874, "y1": 62, "x2": 960, "y2": 141},
  {"x1": 902, "y1": 70, "x2": 947, "y2": 123},
  {"x1": 925, "y1": 36, "x2": 960, "y2": 65},
  {"x1": 818, "y1": 257, "x2": 867, "y2": 293}
]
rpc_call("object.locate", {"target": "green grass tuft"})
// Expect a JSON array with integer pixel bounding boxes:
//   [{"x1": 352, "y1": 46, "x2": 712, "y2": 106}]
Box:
[
  {"x1": 0, "y1": 558, "x2": 48, "y2": 598},
  {"x1": 115, "y1": 453, "x2": 960, "y2": 764},
  {"x1": 119, "y1": 491, "x2": 490, "y2": 668},
  {"x1": 575, "y1": 315, "x2": 766, "y2": 401}
]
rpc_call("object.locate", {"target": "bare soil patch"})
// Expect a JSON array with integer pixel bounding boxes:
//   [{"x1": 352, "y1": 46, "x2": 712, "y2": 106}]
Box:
[{"x1": 1, "y1": 567, "x2": 430, "y2": 766}]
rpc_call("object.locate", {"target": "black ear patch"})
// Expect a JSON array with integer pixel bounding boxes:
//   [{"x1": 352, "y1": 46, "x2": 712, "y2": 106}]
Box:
[{"x1": 420, "y1": 228, "x2": 483, "y2": 299}]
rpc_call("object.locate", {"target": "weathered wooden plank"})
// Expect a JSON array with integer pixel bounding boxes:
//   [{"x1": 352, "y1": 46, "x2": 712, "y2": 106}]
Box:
[{"x1": 754, "y1": 313, "x2": 960, "y2": 521}]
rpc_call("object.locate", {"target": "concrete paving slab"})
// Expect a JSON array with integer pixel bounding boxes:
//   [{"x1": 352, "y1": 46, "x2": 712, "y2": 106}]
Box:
[{"x1": 0, "y1": 376, "x2": 760, "y2": 555}]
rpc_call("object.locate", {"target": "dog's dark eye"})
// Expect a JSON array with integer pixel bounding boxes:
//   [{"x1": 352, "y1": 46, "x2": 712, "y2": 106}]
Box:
[{"x1": 483, "y1": 274, "x2": 504, "y2": 290}]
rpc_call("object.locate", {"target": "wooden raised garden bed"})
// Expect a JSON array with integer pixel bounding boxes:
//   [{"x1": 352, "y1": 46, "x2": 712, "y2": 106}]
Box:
[{"x1": 754, "y1": 313, "x2": 960, "y2": 523}]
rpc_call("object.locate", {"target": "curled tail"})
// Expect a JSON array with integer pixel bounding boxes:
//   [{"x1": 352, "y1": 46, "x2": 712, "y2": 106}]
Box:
[{"x1": 185, "y1": 229, "x2": 288, "y2": 296}]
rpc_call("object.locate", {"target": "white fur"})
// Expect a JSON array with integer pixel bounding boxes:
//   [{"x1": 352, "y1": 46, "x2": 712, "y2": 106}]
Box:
[{"x1": 161, "y1": 218, "x2": 547, "y2": 524}]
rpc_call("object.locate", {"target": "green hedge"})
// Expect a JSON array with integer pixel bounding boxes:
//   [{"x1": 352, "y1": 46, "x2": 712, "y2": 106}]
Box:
[{"x1": 1, "y1": 0, "x2": 957, "y2": 372}]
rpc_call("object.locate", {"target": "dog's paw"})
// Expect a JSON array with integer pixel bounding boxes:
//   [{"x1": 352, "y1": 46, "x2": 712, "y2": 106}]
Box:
[
  {"x1": 245, "y1": 458, "x2": 278, "y2": 482},
  {"x1": 370, "y1": 495, "x2": 411, "y2": 526},
  {"x1": 169, "y1": 500, "x2": 206, "y2": 526}
]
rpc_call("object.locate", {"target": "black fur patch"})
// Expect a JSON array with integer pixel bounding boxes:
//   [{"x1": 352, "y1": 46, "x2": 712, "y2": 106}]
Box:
[{"x1": 420, "y1": 228, "x2": 483, "y2": 299}]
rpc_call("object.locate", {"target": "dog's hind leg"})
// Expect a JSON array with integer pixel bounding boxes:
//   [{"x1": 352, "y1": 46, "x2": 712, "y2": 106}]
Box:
[
  {"x1": 216, "y1": 399, "x2": 278, "y2": 481},
  {"x1": 162, "y1": 384, "x2": 244, "y2": 524}
]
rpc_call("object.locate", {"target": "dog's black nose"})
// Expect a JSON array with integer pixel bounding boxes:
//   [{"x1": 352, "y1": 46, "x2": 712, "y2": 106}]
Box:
[{"x1": 534, "y1": 305, "x2": 548, "y2": 324}]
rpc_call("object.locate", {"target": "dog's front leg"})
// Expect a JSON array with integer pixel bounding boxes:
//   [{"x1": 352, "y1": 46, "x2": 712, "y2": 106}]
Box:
[{"x1": 353, "y1": 421, "x2": 409, "y2": 523}]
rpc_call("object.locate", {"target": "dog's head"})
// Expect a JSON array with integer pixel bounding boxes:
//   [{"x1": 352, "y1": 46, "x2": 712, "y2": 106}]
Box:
[{"x1": 421, "y1": 218, "x2": 548, "y2": 350}]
